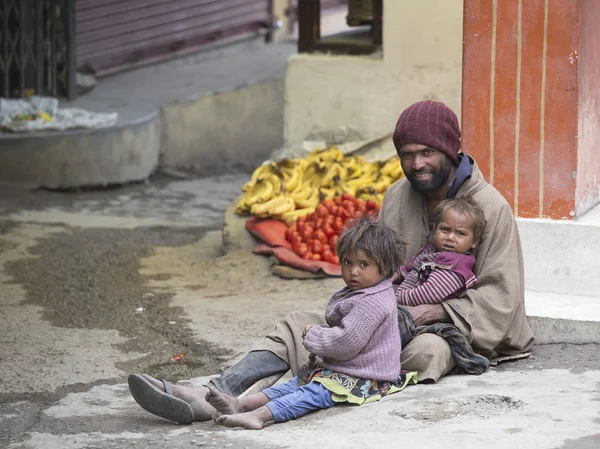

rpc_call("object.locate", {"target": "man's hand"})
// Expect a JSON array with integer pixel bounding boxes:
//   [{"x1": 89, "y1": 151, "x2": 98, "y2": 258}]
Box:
[
  {"x1": 302, "y1": 325, "x2": 314, "y2": 338},
  {"x1": 402, "y1": 304, "x2": 451, "y2": 326}
]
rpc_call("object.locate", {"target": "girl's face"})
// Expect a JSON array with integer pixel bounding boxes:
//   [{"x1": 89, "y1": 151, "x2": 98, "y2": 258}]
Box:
[
  {"x1": 433, "y1": 208, "x2": 477, "y2": 254},
  {"x1": 341, "y1": 249, "x2": 383, "y2": 291}
]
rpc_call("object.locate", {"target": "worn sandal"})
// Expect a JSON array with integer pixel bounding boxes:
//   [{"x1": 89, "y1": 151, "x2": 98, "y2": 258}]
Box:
[{"x1": 128, "y1": 374, "x2": 194, "y2": 424}]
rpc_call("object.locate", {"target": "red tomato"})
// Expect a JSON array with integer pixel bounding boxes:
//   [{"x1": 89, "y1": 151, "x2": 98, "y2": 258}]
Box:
[
  {"x1": 294, "y1": 242, "x2": 308, "y2": 258},
  {"x1": 366, "y1": 199, "x2": 378, "y2": 211},
  {"x1": 314, "y1": 218, "x2": 324, "y2": 230},
  {"x1": 341, "y1": 192, "x2": 355, "y2": 202},
  {"x1": 322, "y1": 243, "x2": 331, "y2": 253},
  {"x1": 355, "y1": 198, "x2": 367, "y2": 213},
  {"x1": 341, "y1": 199, "x2": 354, "y2": 210},
  {"x1": 316, "y1": 204, "x2": 329, "y2": 218},
  {"x1": 333, "y1": 217, "x2": 344, "y2": 231},
  {"x1": 300, "y1": 225, "x2": 314, "y2": 241},
  {"x1": 311, "y1": 240, "x2": 323, "y2": 254},
  {"x1": 329, "y1": 205, "x2": 340, "y2": 217},
  {"x1": 311, "y1": 253, "x2": 322, "y2": 261},
  {"x1": 332, "y1": 255, "x2": 340, "y2": 264},
  {"x1": 339, "y1": 208, "x2": 351, "y2": 220},
  {"x1": 322, "y1": 199, "x2": 335, "y2": 212},
  {"x1": 322, "y1": 250, "x2": 335, "y2": 264},
  {"x1": 323, "y1": 225, "x2": 336, "y2": 239},
  {"x1": 329, "y1": 234, "x2": 339, "y2": 249},
  {"x1": 303, "y1": 251, "x2": 314, "y2": 260},
  {"x1": 285, "y1": 227, "x2": 295, "y2": 243},
  {"x1": 333, "y1": 196, "x2": 343, "y2": 206},
  {"x1": 306, "y1": 213, "x2": 315, "y2": 221},
  {"x1": 297, "y1": 216, "x2": 306, "y2": 227},
  {"x1": 313, "y1": 229, "x2": 328, "y2": 245}
]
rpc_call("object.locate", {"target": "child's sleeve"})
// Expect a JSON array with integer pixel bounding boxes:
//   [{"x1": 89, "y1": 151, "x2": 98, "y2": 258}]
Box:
[{"x1": 396, "y1": 269, "x2": 466, "y2": 306}]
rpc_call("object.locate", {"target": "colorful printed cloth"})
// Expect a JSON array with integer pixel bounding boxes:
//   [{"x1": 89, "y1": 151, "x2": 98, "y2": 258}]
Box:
[{"x1": 297, "y1": 365, "x2": 418, "y2": 405}]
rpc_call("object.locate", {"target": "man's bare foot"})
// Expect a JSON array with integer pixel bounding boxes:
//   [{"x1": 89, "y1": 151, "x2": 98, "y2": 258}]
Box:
[
  {"x1": 205, "y1": 386, "x2": 243, "y2": 415},
  {"x1": 214, "y1": 406, "x2": 274, "y2": 430},
  {"x1": 141, "y1": 374, "x2": 215, "y2": 422}
]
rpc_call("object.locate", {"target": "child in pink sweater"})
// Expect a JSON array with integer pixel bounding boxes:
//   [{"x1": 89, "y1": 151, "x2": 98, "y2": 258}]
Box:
[
  {"x1": 205, "y1": 216, "x2": 406, "y2": 429},
  {"x1": 396, "y1": 196, "x2": 486, "y2": 306}
]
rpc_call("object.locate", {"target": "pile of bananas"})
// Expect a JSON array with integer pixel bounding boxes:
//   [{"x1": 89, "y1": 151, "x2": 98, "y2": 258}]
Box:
[{"x1": 235, "y1": 147, "x2": 404, "y2": 224}]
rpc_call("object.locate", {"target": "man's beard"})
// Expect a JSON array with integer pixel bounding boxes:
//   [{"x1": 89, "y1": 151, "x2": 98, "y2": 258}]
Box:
[{"x1": 406, "y1": 157, "x2": 453, "y2": 193}]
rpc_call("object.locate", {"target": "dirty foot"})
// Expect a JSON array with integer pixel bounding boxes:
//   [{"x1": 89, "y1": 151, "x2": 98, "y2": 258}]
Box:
[
  {"x1": 214, "y1": 407, "x2": 274, "y2": 430},
  {"x1": 141, "y1": 374, "x2": 215, "y2": 422},
  {"x1": 206, "y1": 386, "x2": 243, "y2": 415}
]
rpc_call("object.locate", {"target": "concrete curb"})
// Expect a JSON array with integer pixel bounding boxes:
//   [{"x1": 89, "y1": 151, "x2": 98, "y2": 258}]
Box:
[
  {"x1": 0, "y1": 112, "x2": 161, "y2": 188},
  {"x1": 527, "y1": 316, "x2": 600, "y2": 345}
]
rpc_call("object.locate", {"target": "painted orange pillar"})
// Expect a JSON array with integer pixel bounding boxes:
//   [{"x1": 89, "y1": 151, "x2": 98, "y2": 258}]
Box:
[{"x1": 462, "y1": 0, "x2": 600, "y2": 219}]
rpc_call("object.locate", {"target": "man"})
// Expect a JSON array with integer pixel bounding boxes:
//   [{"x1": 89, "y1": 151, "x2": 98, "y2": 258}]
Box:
[{"x1": 128, "y1": 100, "x2": 534, "y2": 424}]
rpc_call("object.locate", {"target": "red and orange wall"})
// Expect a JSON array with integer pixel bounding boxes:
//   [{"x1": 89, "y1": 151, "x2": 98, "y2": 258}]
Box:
[{"x1": 462, "y1": 0, "x2": 600, "y2": 219}]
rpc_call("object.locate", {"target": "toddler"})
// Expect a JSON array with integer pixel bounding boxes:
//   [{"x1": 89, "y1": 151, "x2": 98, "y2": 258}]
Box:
[
  {"x1": 396, "y1": 196, "x2": 486, "y2": 306},
  {"x1": 206, "y1": 216, "x2": 406, "y2": 429}
]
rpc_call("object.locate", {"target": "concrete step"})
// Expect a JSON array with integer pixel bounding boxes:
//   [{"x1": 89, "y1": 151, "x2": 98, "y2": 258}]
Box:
[
  {"x1": 518, "y1": 202, "x2": 600, "y2": 296},
  {"x1": 525, "y1": 290, "x2": 600, "y2": 344}
]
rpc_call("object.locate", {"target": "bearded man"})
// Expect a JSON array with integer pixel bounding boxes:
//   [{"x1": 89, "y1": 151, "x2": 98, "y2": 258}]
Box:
[{"x1": 128, "y1": 100, "x2": 534, "y2": 424}]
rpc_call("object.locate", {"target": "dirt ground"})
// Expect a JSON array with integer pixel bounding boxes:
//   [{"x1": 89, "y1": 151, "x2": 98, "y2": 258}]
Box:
[{"x1": 0, "y1": 173, "x2": 599, "y2": 449}]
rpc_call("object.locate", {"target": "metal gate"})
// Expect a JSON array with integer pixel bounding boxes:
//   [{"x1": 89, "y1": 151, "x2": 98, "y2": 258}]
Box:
[
  {"x1": 0, "y1": 0, "x2": 76, "y2": 99},
  {"x1": 76, "y1": 0, "x2": 273, "y2": 76}
]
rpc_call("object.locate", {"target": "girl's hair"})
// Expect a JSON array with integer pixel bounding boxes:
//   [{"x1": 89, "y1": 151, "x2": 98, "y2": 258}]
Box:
[
  {"x1": 431, "y1": 196, "x2": 486, "y2": 245},
  {"x1": 336, "y1": 215, "x2": 404, "y2": 278}
]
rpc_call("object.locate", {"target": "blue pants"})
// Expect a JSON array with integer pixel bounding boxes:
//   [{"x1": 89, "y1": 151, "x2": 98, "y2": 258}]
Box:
[{"x1": 262, "y1": 377, "x2": 335, "y2": 423}]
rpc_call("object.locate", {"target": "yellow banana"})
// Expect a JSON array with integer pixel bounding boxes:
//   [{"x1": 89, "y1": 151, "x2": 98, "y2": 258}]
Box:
[
  {"x1": 242, "y1": 162, "x2": 276, "y2": 192},
  {"x1": 245, "y1": 178, "x2": 275, "y2": 206},
  {"x1": 320, "y1": 162, "x2": 346, "y2": 188},
  {"x1": 296, "y1": 189, "x2": 320, "y2": 209},
  {"x1": 280, "y1": 165, "x2": 302, "y2": 193},
  {"x1": 257, "y1": 173, "x2": 282, "y2": 197},
  {"x1": 234, "y1": 196, "x2": 251, "y2": 216},
  {"x1": 281, "y1": 207, "x2": 316, "y2": 225},
  {"x1": 388, "y1": 162, "x2": 404, "y2": 180},
  {"x1": 319, "y1": 186, "x2": 342, "y2": 201},
  {"x1": 290, "y1": 183, "x2": 314, "y2": 202},
  {"x1": 380, "y1": 156, "x2": 401, "y2": 176},
  {"x1": 372, "y1": 174, "x2": 394, "y2": 193},
  {"x1": 250, "y1": 194, "x2": 286, "y2": 216},
  {"x1": 338, "y1": 181, "x2": 356, "y2": 197},
  {"x1": 270, "y1": 194, "x2": 296, "y2": 217}
]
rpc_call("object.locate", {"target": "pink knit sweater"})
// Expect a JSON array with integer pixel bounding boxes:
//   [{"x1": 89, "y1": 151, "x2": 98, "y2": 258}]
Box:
[{"x1": 302, "y1": 279, "x2": 402, "y2": 382}]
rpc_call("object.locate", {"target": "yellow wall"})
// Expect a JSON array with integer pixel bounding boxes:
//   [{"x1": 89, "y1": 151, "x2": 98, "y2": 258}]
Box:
[{"x1": 283, "y1": 0, "x2": 464, "y2": 146}]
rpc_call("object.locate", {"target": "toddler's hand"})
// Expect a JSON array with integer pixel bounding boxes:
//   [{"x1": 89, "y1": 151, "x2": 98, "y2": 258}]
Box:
[{"x1": 302, "y1": 325, "x2": 314, "y2": 338}]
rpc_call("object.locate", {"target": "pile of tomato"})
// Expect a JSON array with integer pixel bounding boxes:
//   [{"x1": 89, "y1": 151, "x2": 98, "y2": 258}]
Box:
[{"x1": 284, "y1": 193, "x2": 381, "y2": 264}]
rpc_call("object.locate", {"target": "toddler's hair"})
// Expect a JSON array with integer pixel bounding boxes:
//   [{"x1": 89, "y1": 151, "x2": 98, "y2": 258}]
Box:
[
  {"x1": 431, "y1": 196, "x2": 486, "y2": 245},
  {"x1": 336, "y1": 215, "x2": 403, "y2": 278}
]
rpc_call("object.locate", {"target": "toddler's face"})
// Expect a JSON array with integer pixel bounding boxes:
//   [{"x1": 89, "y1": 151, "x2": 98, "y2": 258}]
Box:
[
  {"x1": 433, "y1": 209, "x2": 476, "y2": 254},
  {"x1": 341, "y1": 249, "x2": 382, "y2": 291}
]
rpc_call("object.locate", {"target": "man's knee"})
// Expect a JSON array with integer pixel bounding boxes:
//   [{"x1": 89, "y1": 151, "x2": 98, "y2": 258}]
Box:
[{"x1": 401, "y1": 334, "x2": 455, "y2": 383}]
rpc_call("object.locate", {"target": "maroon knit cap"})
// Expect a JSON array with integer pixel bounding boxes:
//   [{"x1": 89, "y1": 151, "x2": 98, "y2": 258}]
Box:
[{"x1": 393, "y1": 100, "x2": 461, "y2": 164}]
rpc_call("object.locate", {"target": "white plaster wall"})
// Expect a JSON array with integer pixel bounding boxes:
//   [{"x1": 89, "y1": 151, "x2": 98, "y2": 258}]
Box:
[{"x1": 284, "y1": 0, "x2": 464, "y2": 146}]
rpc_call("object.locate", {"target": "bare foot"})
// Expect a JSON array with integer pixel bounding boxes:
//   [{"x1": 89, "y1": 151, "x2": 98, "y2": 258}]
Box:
[
  {"x1": 205, "y1": 386, "x2": 243, "y2": 415},
  {"x1": 141, "y1": 374, "x2": 215, "y2": 422},
  {"x1": 214, "y1": 407, "x2": 274, "y2": 430}
]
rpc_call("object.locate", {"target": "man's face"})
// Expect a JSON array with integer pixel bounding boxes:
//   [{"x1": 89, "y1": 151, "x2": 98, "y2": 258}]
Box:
[{"x1": 398, "y1": 144, "x2": 454, "y2": 194}]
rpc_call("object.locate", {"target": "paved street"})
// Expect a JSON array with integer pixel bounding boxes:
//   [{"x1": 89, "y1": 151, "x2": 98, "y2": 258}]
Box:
[{"x1": 1, "y1": 173, "x2": 599, "y2": 449}]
